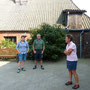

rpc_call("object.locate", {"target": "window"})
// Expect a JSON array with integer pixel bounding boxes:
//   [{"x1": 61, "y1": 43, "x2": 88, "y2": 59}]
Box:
[
  {"x1": 62, "y1": 13, "x2": 68, "y2": 26},
  {"x1": 4, "y1": 36, "x2": 16, "y2": 43}
]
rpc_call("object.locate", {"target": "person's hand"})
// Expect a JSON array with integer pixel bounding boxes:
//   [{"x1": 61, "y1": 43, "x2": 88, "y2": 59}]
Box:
[
  {"x1": 18, "y1": 52, "x2": 21, "y2": 54},
  {"x1": 64, "y1": 50, "x2": 67, "y2": 54},
  {"x1": 17, "y1": 49, "x2": 21, "y2": 54},
  {"x1": 27, "y1": 51, "x2": 29, "y2": 53},
  {"x1": 41, "y1": 51, "x2": 44, "y2": 54},
  {"x1": 34, "y1": 50, "x2": 36, "y2": 54}
]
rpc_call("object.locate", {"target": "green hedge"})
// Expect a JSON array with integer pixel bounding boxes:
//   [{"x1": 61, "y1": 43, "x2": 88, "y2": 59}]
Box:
[{"x1": 28, "y1": 23, "x2": 67, "y2": 61}]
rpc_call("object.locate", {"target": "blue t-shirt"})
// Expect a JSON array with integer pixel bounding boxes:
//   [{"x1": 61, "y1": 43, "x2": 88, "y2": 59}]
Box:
[{"x1": 16, "y1": 41, "x2": 29, "y2": 54}]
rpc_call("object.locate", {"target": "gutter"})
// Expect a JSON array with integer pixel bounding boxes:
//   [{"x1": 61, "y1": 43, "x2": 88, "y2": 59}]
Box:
[
  {"x1": 64, "y1": 28, "x2": 90, "y2": 31},
  {"x1": 80, "y1": 31, "x2": 84, "y2": 58}
]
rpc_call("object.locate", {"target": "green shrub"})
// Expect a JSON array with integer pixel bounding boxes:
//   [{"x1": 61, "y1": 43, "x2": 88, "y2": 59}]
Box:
[
  {"x1": 28, "y1": 23, "x2": 67, "y2": 61},
  {"x1": 0, "y1": 39, "x2": 16, "y2": 49}
]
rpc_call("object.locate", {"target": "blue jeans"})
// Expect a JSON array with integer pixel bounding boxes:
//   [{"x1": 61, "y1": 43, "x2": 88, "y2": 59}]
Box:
[{"x1": 18, "y1": 53, "x2": 27, "y2": 61}]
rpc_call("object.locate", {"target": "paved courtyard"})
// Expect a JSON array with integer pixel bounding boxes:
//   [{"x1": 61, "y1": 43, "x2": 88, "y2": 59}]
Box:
[{"x1": 0, "y1": 59, "x2": 90, "y2": 90}]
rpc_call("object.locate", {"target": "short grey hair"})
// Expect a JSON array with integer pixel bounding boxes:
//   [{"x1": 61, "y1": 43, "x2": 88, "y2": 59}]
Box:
[{"x1": 37, "y1": 34, "x2": 41, "y2": 37}]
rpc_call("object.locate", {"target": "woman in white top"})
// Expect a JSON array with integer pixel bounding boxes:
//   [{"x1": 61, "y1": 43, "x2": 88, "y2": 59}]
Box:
[{"x1": 64, "y1": 34, "x2": 80, "y2": 89}]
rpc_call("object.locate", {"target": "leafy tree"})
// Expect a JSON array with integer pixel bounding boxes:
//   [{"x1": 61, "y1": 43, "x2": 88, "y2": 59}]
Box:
[{"x1": 28, "y1": 23, "x2": 67, "y2": 61}]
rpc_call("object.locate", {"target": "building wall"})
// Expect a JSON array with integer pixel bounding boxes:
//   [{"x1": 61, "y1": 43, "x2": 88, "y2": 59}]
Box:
[
  {"x1": 82, "y1": 32, "x2": 90, "y2": 58},
  {"x1": 68, "y1": 14, "x2": 82, "y2": 29},
  {"x1": 0, "y1": 30, "x2": 90, "y2": 58},
  {"x1": 0, "y1": 31, "x2": 30, "y2": 43},
  {"x1": 69, "y1": 31, "x2": 80, "y2": 57},
  {"x1": 69, "y1": 31, "x2": 90, "y2": 58}
]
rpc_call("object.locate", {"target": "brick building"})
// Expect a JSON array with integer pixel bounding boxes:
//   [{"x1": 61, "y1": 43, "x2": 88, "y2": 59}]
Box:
[{"x1": 0, "y1": 0, "x2": 90, "y2": 57}]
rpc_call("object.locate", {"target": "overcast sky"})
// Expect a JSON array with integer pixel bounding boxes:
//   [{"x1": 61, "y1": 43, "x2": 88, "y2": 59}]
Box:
[{"x1": 72, "y1": 0, "x2": 90, "y2": 17}]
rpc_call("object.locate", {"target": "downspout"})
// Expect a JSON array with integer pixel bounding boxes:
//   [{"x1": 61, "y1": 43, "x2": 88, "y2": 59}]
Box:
[{"x1": 80, "y1": 31, "x2": 84, "y2": 58}]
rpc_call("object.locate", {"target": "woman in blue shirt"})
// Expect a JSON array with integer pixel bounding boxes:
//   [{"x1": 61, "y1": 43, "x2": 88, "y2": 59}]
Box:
[{"x1": 16, "y1": 35, "x2": 29, "y2": 73}]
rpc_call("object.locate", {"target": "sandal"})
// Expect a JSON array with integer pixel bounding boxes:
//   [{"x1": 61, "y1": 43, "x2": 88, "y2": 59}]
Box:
[
  {"x1": 72, "y1": 84, "x2": 80, "y2": 89},
  {"x1": 65, "y1": 81, "x2": 72, "y2": 85}
]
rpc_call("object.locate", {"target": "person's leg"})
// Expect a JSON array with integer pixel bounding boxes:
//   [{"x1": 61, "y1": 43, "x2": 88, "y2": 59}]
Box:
[
  {"x1": 18, "y1": 61, "x2": 22, "y2": 70},
  {"x1": 21, "y1": 54, "x2": 27, "y2": 71},
  {"x1": 40, "y1": 60, "x2": 43, "y2": 66},
  {"x1": 17, "y1": 54, "x2": 22, "y2": 73},
  {"x1": 40, "y1": 60, "x2": 44, "y2": 70},
  {"x1": 72, "y1": 70, "x2": 79, "y2": 85},
  {"x1": 21, "y1": 60, "x2": 26, "y2": 71},
  {"x1": 33, "y1": 60, "x2": 37, "y2": 69},
  {"x1": 65, "y1": 61, "x2": 72, "y2": 85},
  {"x1": 21, "y1": 54, "x2": 24, "y2": 68},
  {"x1": 72, "y1": 70, "x2": 80, "y2": 89},
  {"x1": 40, "y1": 50, "x2": 44, "y2": 70},
  {"x1": 17, "y1": 61, "x2": 22, "y2": 73},
  {"x1": 69, "y1": 70, "x2": 72, "y2": 81},
  {"x1": 33, "y1": 51, "x2": 38, "y2": 69},
  {"x1": 35, "y1": 60, "x2": 38, "y2": 66},
  {"x1": 65, "y1": 69, "x2": 72, "y2": 85}
]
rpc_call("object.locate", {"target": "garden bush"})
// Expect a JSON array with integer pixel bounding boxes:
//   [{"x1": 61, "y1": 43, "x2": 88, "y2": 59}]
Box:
[
  {"x1": 28, "y1": 23, "x2": 67, "y2": 61},
  {"x1": 0, "y1": 39, "x2": 16, "y2": 49}
]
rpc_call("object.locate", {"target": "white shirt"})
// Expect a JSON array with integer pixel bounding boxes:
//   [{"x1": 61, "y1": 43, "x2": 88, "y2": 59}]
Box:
[{"x1": 66, "y1": 41, "x2": 78, "y2": 61}]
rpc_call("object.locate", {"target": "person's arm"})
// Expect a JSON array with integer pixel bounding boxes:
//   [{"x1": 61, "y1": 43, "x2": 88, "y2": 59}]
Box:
[
  {"x1": 42, "y1": 45, "x2": 45, "y2": 54},
  {"x1": 32, "y1": 40, "x2": 36, "y2": 54},
  {"x1": 26, "y1": 42, "x2": 29, "y2": 53},
  {"x1": 41, "y1": 41, "x2": 45, "y2": 54},
  {"x1": 32, "y1": 45, "x2": 36, "y2": 54},
  {"x1": 27, "y1": 49, "x2": 29, "y2": 53},
  {"x1": 64, "y1": 49, "x2": 73, "y2": 55},
  {"x1": 64, "y1": 44, "x2": 75, "y2": 55},
  {"x1": 16, "y1": 42, "x2": 20, "y2": 53}
]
